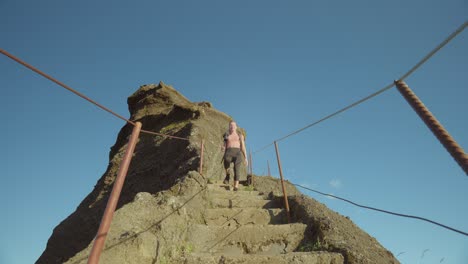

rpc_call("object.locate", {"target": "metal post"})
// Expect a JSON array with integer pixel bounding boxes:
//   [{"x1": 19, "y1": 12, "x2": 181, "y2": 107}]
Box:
[
  {"x1": 267, "y1": 160, "x2": 271, "y2": 177},
  {"x1": 250, "y1": 150, "x2": 253, "y2": 175},
  {"x1": 274, "y1": 141, "x2": 291, "y2": 223},
  {"x1": 199, "y1": 139, "x2": 204, "y2": 175},
  {"x1": 88, "y1": 122, "x2": 142, "y2": 264},
  {"x1": 249, "y1": 150, "x2": 254, "y2": 186},
  {"x1": 248, "y1": 150, "x2": 251, "y2": 175},
  {"x1": 395, "y1": 80, "x2": 468, "y2": 175}
]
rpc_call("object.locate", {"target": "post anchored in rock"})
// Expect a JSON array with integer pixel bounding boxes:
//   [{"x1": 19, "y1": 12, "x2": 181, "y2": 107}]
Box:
[
  {"x1": 394, "y1": 80, "x2": 468, "y2": 175},
  {"x1": 274, "y1": 141, "x2": 291, "y2": 223},
  {"x1": 87, "y1": 121, "x2": 142, "y2": 264},
  {"x1": 199, "y1": 138, "x2": 205, "y2": 177},
  {"x1": 267, "y1": 160, "x2": 271, "y2": 177},
  {"x1": 249, "y1": 150, "x2": 254, "y2": 186}
]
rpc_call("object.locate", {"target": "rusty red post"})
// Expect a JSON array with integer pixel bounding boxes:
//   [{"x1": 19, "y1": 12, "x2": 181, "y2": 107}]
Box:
[
  {"x1": 87, "y1": 122, "x2": 142, "y2": 264},
  {"x1": 199, "y1": 139, "x2": 204, "y2": 175},
  {"x1": 274, "y1": 141, "x2": 291, "y2": 223},
  {"x1": 395, "y1": 80, "x2": 468, "y2": 175},
  {"x1": 248, "y1": 151, "x2": 250, "y2": 175},
  {"x1": 249, "y1": 150, "x2": 253, "y2": 175},
  {"x1": 249, "y1": 150, "x2": 254, "y2": 186},
  {"x1": 267, "y1": 160, "x2": 271, "y2": 177}
]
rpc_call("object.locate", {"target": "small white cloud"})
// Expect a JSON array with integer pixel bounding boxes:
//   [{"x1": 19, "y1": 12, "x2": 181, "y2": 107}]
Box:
[
  {"x1": 329, "y1": 179, "x2": 342, "y2": 189},
  {"x1": 326, "y1": 193, "x2": 336, "y2": 200},
  {"x1": 354, "y1": 209, "x2": 365, "y2": 215}
]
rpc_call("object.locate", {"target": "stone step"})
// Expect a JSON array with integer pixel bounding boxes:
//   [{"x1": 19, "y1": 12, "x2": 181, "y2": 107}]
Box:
[
  {"x1": 209, "y1": 197, "x2": 280, "y2": 209},
  {"x1": 207, "y1": 183, "x2": 261, "y2": 196},
  {"x1": 207, "y1": 190, "x2": 267, "y2": 200},
  {"x1": 208, "y1": 188, "x2": 263, "y2": 197},
  {"x1": 203, "y1": 208, "x2": 286, "y2": 226},
  {"x1": 183, "y1": 252, "x2": 344, "y2": 264},
  {"x1": 187, "y1": 224, "x2": 307, "y2": 255}
]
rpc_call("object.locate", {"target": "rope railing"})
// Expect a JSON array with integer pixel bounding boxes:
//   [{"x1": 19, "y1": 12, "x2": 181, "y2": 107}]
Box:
[
  {"x1": 292, "y1": 183, "x2": 468, "y2": 237},
  {"x1": 140, "y1": 129, "x2": 191, "y2": 141},
  {"x1": 2, "y1": 20, "x2": 466, "y2": 261},
  {"x1": 249, "y1": 22, "x2": 468, "y2": 241},
  {"x1": 254, "y1": 21, "x2": 467, "y2": 154},
  {"x1": 0, "y1": 49, "x2": 136, "y2": 126},
  {"x1": 252, "y1": 141, "x2": 466, "y2": 238},
  {"x1": 250, "y1": 146, "x2": 468, "y2": 237},
  {"x1": 0, "y1": 48, "x2": 202, "y2": 264},
  {"x1": 0, "y1": 48, "x2": 193, "y2": 142}
]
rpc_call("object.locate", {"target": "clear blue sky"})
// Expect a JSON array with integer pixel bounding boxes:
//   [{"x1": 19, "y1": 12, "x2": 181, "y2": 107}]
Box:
[{"x1": 1, "y1": 1, "x2": 467, "y2": 263}]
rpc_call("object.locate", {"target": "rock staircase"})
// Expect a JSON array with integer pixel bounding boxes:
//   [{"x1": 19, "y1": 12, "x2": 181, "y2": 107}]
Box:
[{"x1": 184, "y1": 182, "x2": 344, "y2": 264}]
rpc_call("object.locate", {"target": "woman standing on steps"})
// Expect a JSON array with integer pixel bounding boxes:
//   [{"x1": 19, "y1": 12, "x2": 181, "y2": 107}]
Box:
[{"x1": 222, "y1": 120, "x2": 248, "y2": 191}]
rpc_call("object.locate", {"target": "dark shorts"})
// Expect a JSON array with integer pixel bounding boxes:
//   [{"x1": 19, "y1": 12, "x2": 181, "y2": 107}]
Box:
[{"x1": 224, "y1": 148, "x2": 244, "y2": 181}]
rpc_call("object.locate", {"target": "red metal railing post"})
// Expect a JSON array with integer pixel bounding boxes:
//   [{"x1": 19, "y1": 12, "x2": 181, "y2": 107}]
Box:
[
  {"x1": 267, "y1": 160, "x2": 271, "y2": 177},
  {"x1": 249, "y1": 150, "x2": 253, "y2": 175},
  {"x1": 87, "y1": 122, "x2": 142, "y2": 264},
  {"x1": 199, "y1": 139, "x2": 204, "y2": 176},
  {"x1": 394, "y1": 80, "x2": 468, "y2": 175},
  {"x1": 274, "y1": 141, "x2": 291, "y2": 223},
  {"x1": 249, "y1": 150, "x2": 254, "y2": 186}
]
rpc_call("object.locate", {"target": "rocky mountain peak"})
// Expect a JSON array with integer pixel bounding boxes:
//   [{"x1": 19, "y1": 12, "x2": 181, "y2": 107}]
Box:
[{"x1": 37, "y1": 83, "x2": 399, "y2": 264}]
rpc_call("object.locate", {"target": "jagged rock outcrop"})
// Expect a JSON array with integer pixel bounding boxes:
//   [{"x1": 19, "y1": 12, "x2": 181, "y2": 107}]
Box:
[
  {"x1": 36, "y1": 81, "x2": 231, "y2": 263},
  {"x1": 37, "y1": 82, "x2": 399, "y2": 264}
]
